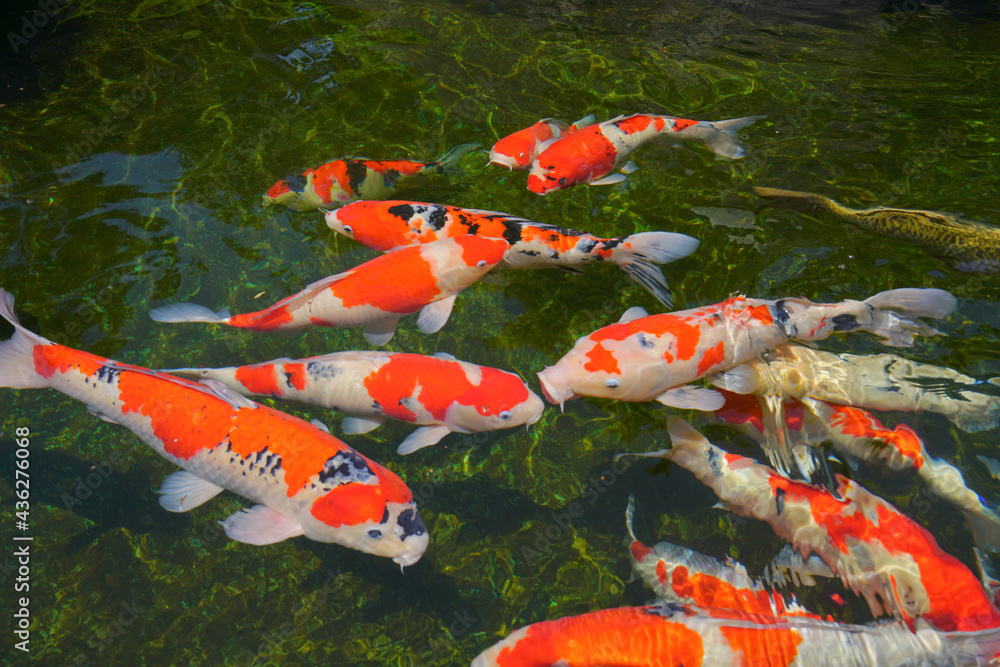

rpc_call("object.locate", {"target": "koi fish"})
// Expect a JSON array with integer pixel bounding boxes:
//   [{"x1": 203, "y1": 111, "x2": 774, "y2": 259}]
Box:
[
  {"x1": 650, "y1": 418, "x2": 1000, "y2": 632},
  {"x1": 537, "y1": 288, "x2": 956, "y2": 411},
  {"x1": 149, "y1": 236, "x2": 508, "y2": 346},
  {"x1": 753, "y1": 186, "x2": 1000, "y2": 272},
  {"x1": 526, "y1": 113, "x2": 765, "y2": 195},
  {"x1": 0, "y1": 290, "x2": 427, "y2": 566},
  {"x1": 263, "y1": 143, "x2": 479, "y2": 212},
  {"x1": 471, "y1": 602, "x2": 998, "y2": 667},
  {"x1": 165, "y1": 351, "x2": 544, "y2": 455},
  {"x1": 710, "y1": 343, "x2": 1000, "y2": 433},
  {"x1": 710, "y1": 383, "x2": 1000, "y2": 553},
  {"x1": 625, "y1": 495, "x2": 829, "y2": 621},
  {"x1": 325, "y1": 201, "x2": 699, "y2": 307},
  {"x1": 488, "y1": 114, "x2": 595, "y2": 170}
]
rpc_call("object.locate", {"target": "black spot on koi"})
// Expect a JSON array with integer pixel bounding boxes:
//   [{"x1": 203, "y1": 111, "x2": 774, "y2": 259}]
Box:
[
  {"x1": 397, "y1": 509, "x2": 426, "y2": 540},
  {"x1": 388, "y1": 203, "x2": 415, "y2": 221},
  {"x1": 775, "y1": 487, "x2": 786, "y2": 515},
  {"x1": 832, "y1": 314, "x2": 860, "y2": 331}
]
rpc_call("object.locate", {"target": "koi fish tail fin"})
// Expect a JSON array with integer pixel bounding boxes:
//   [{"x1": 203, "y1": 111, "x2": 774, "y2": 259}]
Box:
[
  {"x1": 434, "y1": 142, "x2": 481, "y2": 174},
  {"x1": 149, "y1": 303, "x2": 232, "y2": 325},
  {"x1": 751, "y1": 186, "x2": 830, "y2": 213},
  {"x1": 699, "y1": 115, "x2": 766, "y2": 159},
  {"x1": 611, "y1": 231, "x2": 699, "y2": 307},
  {"x1": 0, "y1": 289, "x2": 53, "y2": 389},
  {"x1": 861, "y1": 288, "x2": 957, "y2": 347}
]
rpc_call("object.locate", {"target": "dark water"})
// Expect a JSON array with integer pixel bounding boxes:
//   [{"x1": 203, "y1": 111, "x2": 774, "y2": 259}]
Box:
[{"x1": 1, "y1": 0, "x2": 999, "y2": 664}]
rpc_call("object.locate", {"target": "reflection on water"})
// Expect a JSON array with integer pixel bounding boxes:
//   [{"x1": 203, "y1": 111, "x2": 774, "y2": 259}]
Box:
[{"x1": 1, "y1": 0, "x2": 999, "y2": 664}]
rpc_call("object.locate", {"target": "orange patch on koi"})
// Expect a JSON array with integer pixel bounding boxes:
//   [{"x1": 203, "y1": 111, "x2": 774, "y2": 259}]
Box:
[
  {"x1": 584, "y1": 343, "x2": 620, "y2": 374},
  {"x1": 235, "y1": 364, "x2": 281, "y2": 396},
  {"x1": 33, "y1": 344, "x2": 105, "y2": 379}
]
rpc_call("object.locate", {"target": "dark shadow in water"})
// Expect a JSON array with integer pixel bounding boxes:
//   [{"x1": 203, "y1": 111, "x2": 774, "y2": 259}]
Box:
[
  {"x1": 0, "y1": 0, "x2": 85, "y2": 105},
  {"x1": 0, "y1": 433, "x2": 190, "y2": 552}
]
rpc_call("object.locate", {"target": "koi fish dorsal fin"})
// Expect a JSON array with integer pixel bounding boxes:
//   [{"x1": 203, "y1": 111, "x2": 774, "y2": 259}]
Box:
[
  {"x1": 570, "y1": 113, "x2": 597, "y2": 129},
  {"x1": 618, "y1": 306, "x2": 649, "y2": 323},
  {"x1": 220, "y1": 505, "x2": 305, "y2": 545},
  {"x1": 197, "y1": 378, "x2": 259, "y2": 411},
  {"x1": 156, "y1": 470, "x2": 225, "y2": 512}
]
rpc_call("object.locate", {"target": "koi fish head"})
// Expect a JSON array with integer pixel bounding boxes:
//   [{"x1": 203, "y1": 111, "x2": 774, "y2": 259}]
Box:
[
  {"x1": 325, "y1": 201, "x2": 413, "y2": 252},
  {"x1": 446, "y1": 369, "x2": 545, "y2": 433},
  {"x1": 537, "y1": 333, "x2": 673, "y2": 407},
  {"x1": 305, "y1": 456, "x2": 428, "y2": 566},
  {"x1": 489, "y1": 119, "x2": 566, "y2": 170},
  {"x1": 263, "y1": 175, "x2": 308, "y2": 208},
  {"x1": 526, "y1": 160, "x2": 575, "y2": 195}
]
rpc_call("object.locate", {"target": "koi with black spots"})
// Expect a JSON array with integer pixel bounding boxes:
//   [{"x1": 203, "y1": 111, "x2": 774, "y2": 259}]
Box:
[
  {"x1": 326, "y1": 200, "x2": 699, "y2": 307},
  {"x1": 263, "y1": 143, "x2": 479, "y2": 211},
  {"x1": 0, "y1": 289, "x2": 427, "y2": 566}
]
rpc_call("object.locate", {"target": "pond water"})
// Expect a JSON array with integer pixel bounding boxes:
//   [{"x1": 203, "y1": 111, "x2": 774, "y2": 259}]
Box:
[{"x1": 2, "y1": 0, "x2": 1000, "y2": 664}]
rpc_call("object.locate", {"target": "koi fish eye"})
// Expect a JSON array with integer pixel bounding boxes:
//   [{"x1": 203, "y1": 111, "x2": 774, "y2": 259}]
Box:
[
  {"x1": 499, "y1": 411, "x2": 512, "y2": 421},
  {"x1": 476, "y1": 259, "x2": 487, "y2": 267},
  {"x1": 367, "y1": 529, "x2": 383, "y2": 539},
  {"x1": 605, "y1": 379, "x2": 620, "y2": 389},
  {"x1": 342, "y1": 225, "x2": 353, "y2": 234}
]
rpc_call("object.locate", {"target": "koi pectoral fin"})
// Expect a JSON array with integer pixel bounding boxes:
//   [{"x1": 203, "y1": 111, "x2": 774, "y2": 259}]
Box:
[
  {"x1": 416, "y1": 294, "x2": 457, "y2": 335},
  {"x1": 588, "y1": 173, "x2": 628, "y2": 187},
  {"x1": 655, "y1": 386, "x2": 725, "y2": 411},
  {"x1": 363, "y1": 319, "x2": 399, "y2": 346},
  {"x1": 156, "y1": 471, "x2": 225, "y2": 513},
  {"x1": 396, "y1": 425, "x2": 453, "y2": 455},
  {"x1": 220, "y1": 505, "x2": 305, "y2": 545},
  {"x1": 341, "y1": 415, "x2": 387, "y2": 435}
]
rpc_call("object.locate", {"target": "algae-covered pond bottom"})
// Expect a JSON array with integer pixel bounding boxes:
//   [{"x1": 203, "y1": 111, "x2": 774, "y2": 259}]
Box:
[{"x1": 2, "y1": 0, "x2": 1000, "y2": 664}]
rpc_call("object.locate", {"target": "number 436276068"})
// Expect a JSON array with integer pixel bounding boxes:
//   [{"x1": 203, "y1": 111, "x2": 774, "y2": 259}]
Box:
[{"x1": 15, "y1": 426, "x2": 30, "y2": 518}]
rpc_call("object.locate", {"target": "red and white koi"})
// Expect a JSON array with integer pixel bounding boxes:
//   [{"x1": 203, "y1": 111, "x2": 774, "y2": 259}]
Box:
[
  {"x1": 149, "y1": 236, "x2": 508, "y2": 346},
  {"x1": 536, "y1": 288, "x2": 956, "y2": 411},
  {"x1": 713, "y1": 389, "x2": 1000, "y2": 553},
  {"x1": 262, "y1": 143, "x2": 479, "y2": 211},
  {"x1": 526, "y1": 113, "x2": 765, "y2": 195},
  {"x1": 625, "y1": 495, "x2": 828, "y2": 621},
  {"x1": 488, "y1": 114, "x2": 595, "y2": 170},
  {"x1": 165, "y1": 351, "x2": 544, "y2": 455},
  {"x1": 0, "y1": 290, "x2": 427, "y2": 566},
  {"x1": 650, "y1": 418, "x2": 1000, "y2": 632},
  {"x1": 471, "y1": 602, "x2": 999, "y2": 667},
  {"x1": 325, "y1": 201, "x2": 699, "y2": 307}
]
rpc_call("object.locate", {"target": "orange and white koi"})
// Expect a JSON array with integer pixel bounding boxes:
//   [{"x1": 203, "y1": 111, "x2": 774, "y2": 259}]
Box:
[
  {"x1": 165, "y1": 351, "x2": 544, "y2": 455},
  {"x1": 471, "y1": 602, "x2": 999, "y2": 667},
  {"x1": 711, "y1": 343, "x2": 1000, "y2": 433},
  {"x1": 263, "y1": 143, "x2": 479, "y2": 212},
  {"x1": 650, "y1": 418, "x2": 1000, "y2": 632},
  {"x1": 149, "y1": 236, "x2": 508, "y2": 346},
  {"x1": 488, "y1": 114, "x2": 595, "y2": 170},
  {"x1": 537, "y1": 288, "x2": 956, "y2": 411},
  {"x1": 625, "y1": 495, "x2": 829, "y2": 621},
  {"x1": 713, "y1": 389, "x2": 1000, "y2": 553},
  {"x1": 0, "y1": 290, "x2": 427, "y2": 566},
  {"x1": 526, "y1": 113, "x2": 765, "y2": 195},
  {"x1": 325, "y1": 201, "x2": 699, "y2": 307}
]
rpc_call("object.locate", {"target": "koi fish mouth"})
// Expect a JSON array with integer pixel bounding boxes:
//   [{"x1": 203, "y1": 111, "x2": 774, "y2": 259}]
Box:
[
  {"x1": 536, "y1": 369, "x2": 578, "y2": 410},
  {"x1": 488, "y1": 153, "x2": 517, "y2": 170}
]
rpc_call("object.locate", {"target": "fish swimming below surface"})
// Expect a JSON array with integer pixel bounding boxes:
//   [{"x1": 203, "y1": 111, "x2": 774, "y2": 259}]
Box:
[
  {"x1": 262, "y1": 143, "x2": 479, "y2": 212},
  {"x1": 713, "y1": 389, "x2": 1000, "y2": 554},
  {"x1": 470, "y1": 602, "x2": 1000, "y2": 667},
  {"x1": 0, "y1": 289, "x2": 428, "y2": 566},
  {"x1": 488, "y1": 114, "x2": 595, "y2": 170},
  {"x1": 164, "y1": 351, "x2": 544, "y2": 455},
  {"x1": 753, "y1": 186, "x2": 1000, "y2": 272},
  {"x1": 149, "y1": 236, "x2": 508, "y2": 346},
  {"x1": 526, "y1": 112, "x2": 765, "y2": 195},
  {"x1": 646, "y1": 417, "x2": 1000, "y2": 632},
  {"x1": 536, "y1": 288, "x2": 957, "y2": 411},
  {"x1": 325, "y1": 200, "x2": 699, "y2": 307}
]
